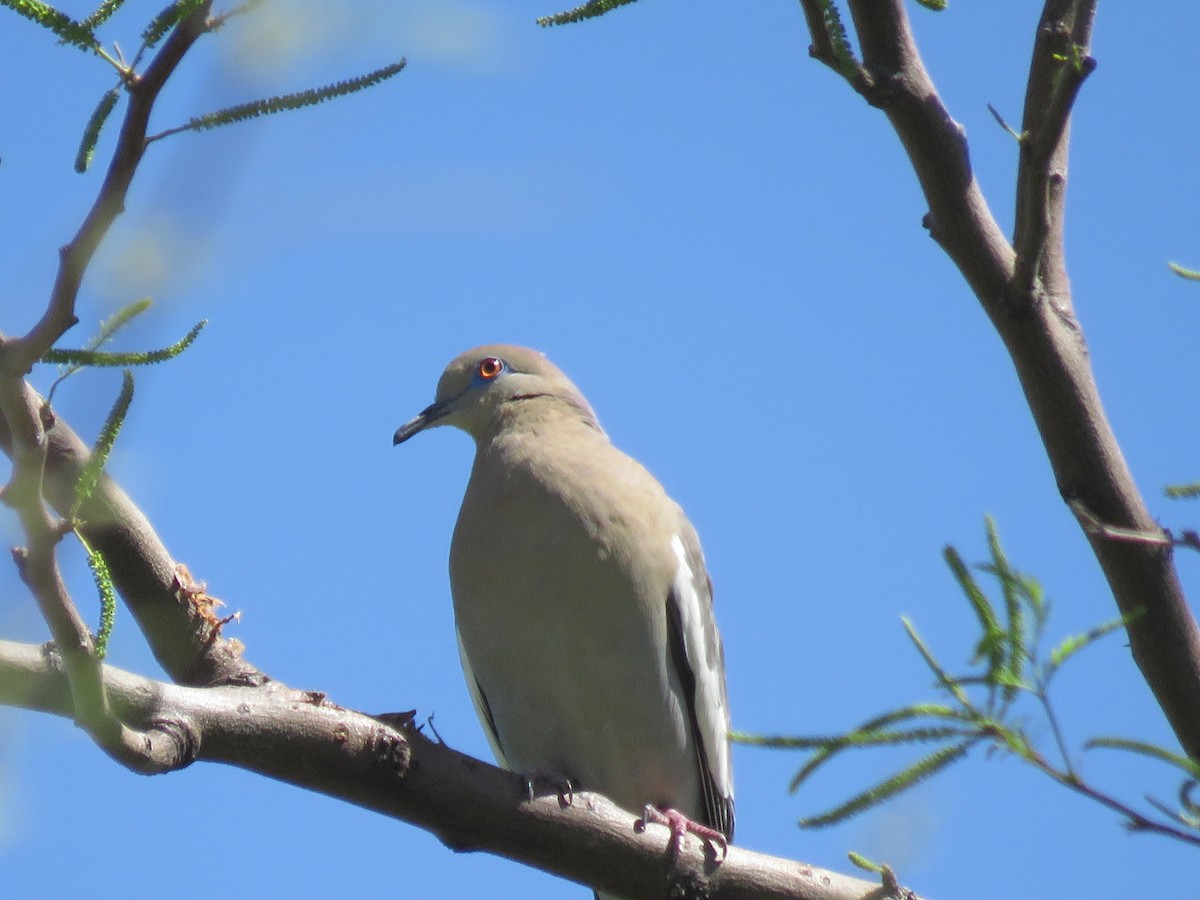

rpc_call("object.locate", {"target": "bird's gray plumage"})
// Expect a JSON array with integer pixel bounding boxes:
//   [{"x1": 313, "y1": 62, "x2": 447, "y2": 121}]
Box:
[{"x1": 394, "y1": 345, "x2": 734, "y2": 896}]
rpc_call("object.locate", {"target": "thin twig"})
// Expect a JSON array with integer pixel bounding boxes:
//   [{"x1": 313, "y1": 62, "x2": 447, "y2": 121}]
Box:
[
  {"x1": 1011, "y1": 2, "x2": 1097, "y2": 307},
  {"x1": 0, "y1": 1, "x2": 215, "y2": 379},
  {"x1": 1068, "y1": 498, "x2": 1172, "y2": 547}
]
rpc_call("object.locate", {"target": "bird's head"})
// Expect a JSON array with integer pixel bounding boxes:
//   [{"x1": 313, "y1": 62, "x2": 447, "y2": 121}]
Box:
[{"x1": 393, "y1": 344, "x2": 598, "y2": 445}]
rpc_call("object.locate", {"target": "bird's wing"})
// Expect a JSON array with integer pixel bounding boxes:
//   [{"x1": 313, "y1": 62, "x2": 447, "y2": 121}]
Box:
[
  {"x1": 666, "y1": 524, "x2": 735, "y2": 840},
  {"x1": 456, "y1": 627, "x2": 511, "y2": 769}
]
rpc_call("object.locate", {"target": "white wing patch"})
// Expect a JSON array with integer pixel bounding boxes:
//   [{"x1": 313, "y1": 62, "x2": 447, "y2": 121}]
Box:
[{"x1": 669, "y1": 532, "x2": 734, "y2": 833}]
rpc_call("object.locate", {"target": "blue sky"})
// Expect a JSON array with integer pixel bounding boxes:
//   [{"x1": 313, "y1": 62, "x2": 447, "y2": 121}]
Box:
[{"x1": 3, "y1": 1, "x2": 1200, "y2": 897}]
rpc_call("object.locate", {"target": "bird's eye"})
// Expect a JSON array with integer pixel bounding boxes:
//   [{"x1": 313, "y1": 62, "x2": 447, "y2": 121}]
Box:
[{"x1": 477, "y1": 357, "x2": 505, "y2": 380}]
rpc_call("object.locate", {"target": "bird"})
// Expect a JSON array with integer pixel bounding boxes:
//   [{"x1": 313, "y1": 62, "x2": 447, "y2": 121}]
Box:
[{"x1": 393, "y1": 345, "x2": 734, "y2": 898}]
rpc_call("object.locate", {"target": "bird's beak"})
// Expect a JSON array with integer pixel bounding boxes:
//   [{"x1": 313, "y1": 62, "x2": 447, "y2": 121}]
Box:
[{"x1": 393, "y1": 399, "x2": 451, "y2": 446}]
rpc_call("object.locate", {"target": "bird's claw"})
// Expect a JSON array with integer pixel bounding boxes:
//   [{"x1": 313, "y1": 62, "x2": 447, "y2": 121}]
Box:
[
  {"x1": 635, "y1": 805, "x2": 729, "y2": 861},
  {"x1": 523, "y1": 770, "x2": 575, "y2": 807}
]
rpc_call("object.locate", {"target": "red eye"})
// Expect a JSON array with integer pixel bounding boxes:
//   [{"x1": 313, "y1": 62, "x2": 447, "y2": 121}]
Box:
[{"x1": 477, "y1": 357, "x2": 504, "y2": 380}]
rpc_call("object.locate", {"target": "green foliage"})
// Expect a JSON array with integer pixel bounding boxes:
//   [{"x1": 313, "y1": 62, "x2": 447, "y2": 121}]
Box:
[
  {"x1": 44, "y1": 297, "x2": 151, "y2": 398},
  {"x1": 736, "y1": 519, "x2": 1200, "y2": 846},
  {"x1": 43, "y1": 318, "x2": 207, "y2": 368},
  {"x1": 75, "y1": 86, "x2": 120, "y2": 173},
  {"x1": 139, "y1": 0, "x2": 206, "y2": 51},
  {"x1": 847, "y1": 851, "x2": 884, "y2": 874},
  {"x1": 1169, "y1": 262, "x2": 1200, "y2": 281},
  {"x1": 1049, "y1": 614, "x2": 1134, "y2": 671},
  {"x1": 801, "y1": 742, "x2": 972, "y2": 829},
  {"x1": 39, "y1": 299, "x2": 205, "y2": 517},
  {"x1": 1165, "y1": 481, "x2": 1200, "y2": 499},
  {"x1": 70, "y1": 371, "x2": 133, "y2": 660},
  {"x1": 41, "y1": 299, "x2": 206, "y2": 406},
  {"x1": 2, "y1": 0, "x2": 101, "y2": 51},
  {"x1": 1050, "y1": 41, "x2": 1088, "y2": 74},
  {"x1": 537, "y1": 0, "x2": 640, "y2": 27},
  {"x1": 71, "y1": 369, "x2": 134, "y2": 520},
  {"x1": 1087, "y1": 737, "x2": 1200, "y2": 781},
  {"x1": 913, "y1": 0, "x2": 947, "y2": 10},
  {"x1": 151, "y1": 60, "x2": 407, "y2": 141},
  {"x1": 816, "y1": 0, "x2": 858, "y2": 80},
  {"x1": 983, "y1": 518, "x2": 1026, "y2": 701},
  {"x1": 81, "y1": 0, "x2": 126, "y2": 30},
  {"x1": 83, "y1": 541, "x2": 117, "y2": 659}
]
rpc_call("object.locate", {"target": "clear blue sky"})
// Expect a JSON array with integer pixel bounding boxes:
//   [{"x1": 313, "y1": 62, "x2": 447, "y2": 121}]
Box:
[{"x1": 3, "y1": 2, "x2": 1200, "y2": 897}]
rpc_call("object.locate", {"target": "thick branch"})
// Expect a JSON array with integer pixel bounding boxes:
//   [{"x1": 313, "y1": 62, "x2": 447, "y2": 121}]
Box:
[
  {"x1": 0, "y1": 640, "x2": 901, "y2": 900},
  {"x1": 0, "y1": 379, "x2": 261, "y2": 687},
  {"x1": 0, "y1": 378, "x2": 193, "y2": 772},
  {"x1": 805, "y1": 1, "x2": 1200, "y2": 759}
]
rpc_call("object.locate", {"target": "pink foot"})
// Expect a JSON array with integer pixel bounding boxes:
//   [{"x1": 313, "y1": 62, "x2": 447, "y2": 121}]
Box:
[{"x1": 634, "y1": 805, "x2": 729, "y2": 861}]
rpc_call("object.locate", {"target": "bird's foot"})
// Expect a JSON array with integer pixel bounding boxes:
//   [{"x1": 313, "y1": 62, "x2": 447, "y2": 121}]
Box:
[
  {"x1": 522, "y1": 769, "x2": 575, "y2": 807},
  {"x1": 635, "y1": 805, "x2": 729, "y2": 861}
]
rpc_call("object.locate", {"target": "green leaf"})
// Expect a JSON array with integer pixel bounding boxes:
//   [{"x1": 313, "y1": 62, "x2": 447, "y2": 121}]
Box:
[
  {"x1": 1048, "y1": 614, "x2": 1132, "y2": 671},
  {"x1": 983, "y1": 517, "x2": 1026, "y2": 700},
  {"x1": 989, "y1": 721, "x2": 1033, "y2": 757},
  {"x1": 154, "y1": 61, "x2": 407, "y2": 140},
  {"x1": 42, "y1": 318, "x2": 207, "y2": 366},
  {"x1": 902, "y1": 617, "x2": 972, "y2": 709},
  {"x1": 140, "y1": 0, "x2": 207, "y2": 50},
  {"x1": 847, "y1": 851, "x2": 884, "y2": 874},
  {"x1": 1169, "y1": 262, "x2": 1200, "y2": 281},
  {"x1": 81, "y1": 0, "x2": 125, "y2": 29},
  {"x1": 800, "y1": 741, "x2": 973, "y2": 828},
  {"x1": 736, "y1": 702, "x2": 970, "y2": 751},
  {"x1": 85, "y1": 544, "x2": 117, "y2": 659},
  {"x1": 944, "y1": 544, "x2": 1005, "y2": 675},
  {"x1": 536, "y1": 0, "x2": 639, "y2": 27},
  {"x1": 780, "y1": 702, "x2": 983, "y2": 794},
  {"x1": 1086, "y1": 737, "x2": 1200, "y2": 781},
  {"x1": 1165, "y1": 481, "x2": 1200, "y2": 499},
  {"x1": 87, "y1": 297, "x2": 154, "y2": 354},
  {"x1": 2, "y1": 0, "x2": 100, "y2": 51},
  {"x1": 788, "y1": 724, "x2": 974, "y2": 793},
  {"x1": 41, "y1": 298, "x2": 153, "y2": 401},
  {"x1": 913, "y1": 0, "x2": 947, "y2": 9},
  {"x1": 74, "y1": 87, "x2": 120, "y2": 173},
  {"x1": 816, "y1": 0, "x2": 858, "y2": 80},
  {"x1": 731, "y1": 731, "x2": 829, "y2": 749},
  {"x1": 71, "y1": 370, "x2": 134, "y2": 518},
  {"x1": 856, "y1": 702, "x2": 975, "y2": 732}
]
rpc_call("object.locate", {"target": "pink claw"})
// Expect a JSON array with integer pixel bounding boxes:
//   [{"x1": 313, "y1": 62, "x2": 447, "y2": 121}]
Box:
[{"x1": 634, "y1": 805, "x2": 729, "y2": 861}]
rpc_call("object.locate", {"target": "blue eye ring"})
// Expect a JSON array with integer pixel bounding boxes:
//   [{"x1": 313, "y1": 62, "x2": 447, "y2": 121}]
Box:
[{"x1": 476, "y1": 356, "x2": 505, "y2": 381}]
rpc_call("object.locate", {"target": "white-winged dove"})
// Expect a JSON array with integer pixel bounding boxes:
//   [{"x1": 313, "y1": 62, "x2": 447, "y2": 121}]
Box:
[{"x1": 393, "y1": 345, "x2": 734, "y2": 898}]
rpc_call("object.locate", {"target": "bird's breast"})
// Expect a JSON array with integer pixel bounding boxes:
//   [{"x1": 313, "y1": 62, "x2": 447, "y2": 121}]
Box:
[{"x1": 447, "y1": 439, "x2": 701, "y2": 814}]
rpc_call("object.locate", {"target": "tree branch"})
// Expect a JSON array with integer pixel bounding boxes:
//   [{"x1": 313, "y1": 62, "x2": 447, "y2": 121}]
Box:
[
  {"x1": 0, "y1": 639, "x2": 902, "y2": 900},
  {"x1": 0, "y1": 378, "x2": 262, "y2": 687},
  {"x1": 0, "y1": 1, "x2": 214, "y2": 378},
  {"x1": 1012, "y1": 0, "x2": 1096, "y2": 304},
  {"x1": 0, "y1": 376, "x2": 195, "y2": 771},
  {"x1": 796, "y1": 1, "x2": 1200, "y2": 759}
]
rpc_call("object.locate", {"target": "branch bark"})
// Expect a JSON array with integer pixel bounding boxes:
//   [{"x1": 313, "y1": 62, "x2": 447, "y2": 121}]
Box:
[
  {"x1": 0, "y1": 639, "x2": 903, "y2": 900},
  {"x1": 0, "y1": 379, "x2": 262, "y2": 687},
  {"x1": 796, "y1": 0, "x2": 1200, "y2": 760}
]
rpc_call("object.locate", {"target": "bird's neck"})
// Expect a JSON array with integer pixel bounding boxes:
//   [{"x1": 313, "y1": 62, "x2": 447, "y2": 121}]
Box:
[{"x1": 479, "y1": 393, "x2": 604, "y2": 447}]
